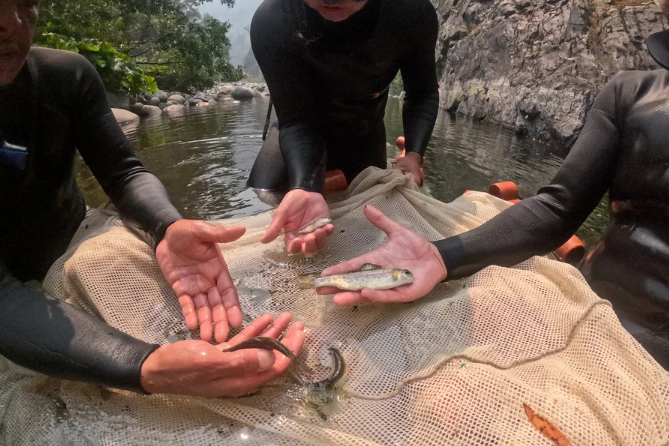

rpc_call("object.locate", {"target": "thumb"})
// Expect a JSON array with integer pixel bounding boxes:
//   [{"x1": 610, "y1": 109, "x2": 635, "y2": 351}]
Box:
[
  {"x1": 364, "y1": 205, "x2": 403, "y2": 236},
  {"x1": 192, "y1": 222, "x2": 246, "y2": 244},
  {"x1": 260, "y1": 209, "x2": 287, "y2": 243},
  {"x1": 219, "y1": 349, "x2": 276, "y2": 376}
]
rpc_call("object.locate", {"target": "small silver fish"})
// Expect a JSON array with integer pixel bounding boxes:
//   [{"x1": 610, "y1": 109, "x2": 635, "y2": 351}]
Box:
[
  {"x1": 297, "y1": 264, "x2": 414, "y2": 291},
  {"x1": 295, "y1": 218, "x2": 332, "y2": 235}
]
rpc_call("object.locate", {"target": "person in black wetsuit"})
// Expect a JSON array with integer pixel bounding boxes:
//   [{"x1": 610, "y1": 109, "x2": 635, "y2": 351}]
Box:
[
  {"x1": 317, "y1": 27, "x2": 669, "y2": 369},
  {"x1": 0, "y1": 0, "x2": 304, "y2": 397},
  {"x1": 249, "y1": 0, "x2": 439, "y2": 256}
]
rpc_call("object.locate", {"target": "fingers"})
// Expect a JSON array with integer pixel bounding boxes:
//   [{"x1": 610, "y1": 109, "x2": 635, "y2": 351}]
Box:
[
  {"x1": 259, "y1": 312, "x2": 293, "y2": 339},
  {"x1": 286, "y1": 228, "x2": 330, "y2": 255},
  {"x1": 321, "y1": 255, "x2": 375, "y2": 276},
  {"x1": 226, "y1": 314, "x2": 275, "y2": 346},
  {"x1": 333, "y1": 291, "x2": 367, "y2": 306},
  {"x1": 216, "y1": 262, "x2": 242, "y2": 330},
  {"x1": 194, "y1": 293, "x2": 214, "y2": 341},
  {"x1": 260, "y1": 208, "x2": 287, "y2": 244},
  {"x1": 218, "y1": 348, "x2": 277, "y2": 378},
  {"x1": 191, "y1": 222, "x2": 246, "y2": 244},
  {"x1": 361, "y1": 287, "x2": 413, "y2": 303},
  {"x1": 179, "y1": 295, "x2": 198, "y2": 330},
  {"x1": 208, "y1": 287, "x2": 230, "y2": 344},
  {"x1": 316, "y1": 286, "x2": 340, "y2": 295},
  {"x1": 363, "y1": 205, "x2": 404, "y2": 235}
]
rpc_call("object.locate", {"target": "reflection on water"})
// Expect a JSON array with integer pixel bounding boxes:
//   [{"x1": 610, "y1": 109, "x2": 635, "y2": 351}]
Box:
[{"x1": 77, "y1": 97, "x2": 607, "y2": 249}]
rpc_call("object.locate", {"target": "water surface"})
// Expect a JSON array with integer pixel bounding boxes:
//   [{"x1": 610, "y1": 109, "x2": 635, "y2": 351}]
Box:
[{"x1": 78, "y1": 97, "x2": 608, "y2": 249}]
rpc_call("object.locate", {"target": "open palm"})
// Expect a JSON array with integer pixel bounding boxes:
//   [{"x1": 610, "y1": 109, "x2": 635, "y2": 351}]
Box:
[
  {"x1": 156, "y1": 220, "x2": 246, "y2": 343},
  {"x1": 318, "y1": 205, "x2": 447, "y2": 305}
]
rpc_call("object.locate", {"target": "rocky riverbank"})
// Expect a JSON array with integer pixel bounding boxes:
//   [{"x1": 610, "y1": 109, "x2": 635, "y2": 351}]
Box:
[
  {"x1": 110, "y1": 82, "x2": 270, "y2": 126},
  {"x1": 432, "y1": 0, "x2": 666, "y2": 148}
]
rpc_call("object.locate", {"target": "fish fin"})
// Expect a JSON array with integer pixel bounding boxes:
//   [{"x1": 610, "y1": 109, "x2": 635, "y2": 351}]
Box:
[
  {"x1": 296, "y1": 274, "x2": 317, "y2": 289},
  {"x1": 392, "y1": 270, "x2": 399, "y2": 281},
  {"x1": 360, "y1": 263, "x2": 382, "y2": 271}
]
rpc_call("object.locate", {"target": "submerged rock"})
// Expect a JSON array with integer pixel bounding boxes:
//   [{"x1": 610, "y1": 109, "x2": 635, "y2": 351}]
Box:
[{"x1": 112, "y1": 108, "x2": 140, "y2": 126}]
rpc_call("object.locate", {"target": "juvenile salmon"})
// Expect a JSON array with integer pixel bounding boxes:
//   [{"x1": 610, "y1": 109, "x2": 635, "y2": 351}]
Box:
[
  {"x1": 295, "y1": 218, "x2": 332, "y2": 235},
  {"x1": 298, "y1": 264, "x2": 414, "y2": 291}
]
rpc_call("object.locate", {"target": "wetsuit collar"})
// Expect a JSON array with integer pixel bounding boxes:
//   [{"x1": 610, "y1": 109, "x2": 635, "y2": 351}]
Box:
[{"x1": 647, "y1": 30, "x2": 669, "y2": 71}]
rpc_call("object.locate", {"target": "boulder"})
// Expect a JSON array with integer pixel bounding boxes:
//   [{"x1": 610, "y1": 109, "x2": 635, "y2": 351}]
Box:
[
  {"x1": 163, "y1": 104, "x2": 184, "y2": 112},
  {"x1": 130, "y1": 103, "x2": 150, "y2": 117},
  {"x1": 167, "y1": 94, "x2": 186, "y2": 105},
  {"x1": 218, "y1": 85, "x2": 234, "y2": 95},
  {"x1": 149, "y1": 97, "x2": 161, "y2": 106},
  {"x1": 231, "y1": 87, "x2": 256, "y2": 101},
  {"x1": 188, "y1": 98, "x2": 203, "y2": 106},
  {"x1": 158, "y1": 103, "x2": 169, "y2": 110},
  {"x1": 112, "y1": 108, "x2": 140, "y2": 126},
  {"x1": 142, "y1": 105, "x2": 163, "y2": 116},
  {"x1": 153, "y1": 90, "x2": 169, "y2": 103}
]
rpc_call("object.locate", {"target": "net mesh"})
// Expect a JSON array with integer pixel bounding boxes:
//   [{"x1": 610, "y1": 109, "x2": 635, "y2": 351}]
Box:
[{"x1": 1, "y1": 167, "x2": 667, "y2": 445}]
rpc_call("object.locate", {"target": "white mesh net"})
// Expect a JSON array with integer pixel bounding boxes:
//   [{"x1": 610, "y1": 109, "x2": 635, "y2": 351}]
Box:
[{"x1": 1, "y1": 168, "x2": 667, "y2": 445}]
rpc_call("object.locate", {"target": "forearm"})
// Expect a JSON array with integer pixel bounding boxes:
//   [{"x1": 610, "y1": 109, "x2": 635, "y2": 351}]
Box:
[
  {"x1": 0, "y1": 262, "x2": 158, "y2": 393},
  {"x1": 402, "y1": 91, "x2": 439, "y2": 157}
]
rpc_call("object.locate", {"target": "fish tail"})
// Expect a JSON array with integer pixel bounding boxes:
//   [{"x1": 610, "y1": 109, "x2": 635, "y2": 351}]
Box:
[{"x1": 296, "y1": 274, "x2": 317, "y2": 289}]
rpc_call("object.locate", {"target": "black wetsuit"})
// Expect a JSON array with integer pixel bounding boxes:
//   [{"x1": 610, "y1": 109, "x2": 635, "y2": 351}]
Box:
[
  {"x1": 248, "y1": 0, "x2": 439, "y2": 192},
  {"x1": 434, "y1": 31, "x2": 669, "y2": 369},
  {"x1": 0, "y1": 48, "x2": 182, "y2": 392}
]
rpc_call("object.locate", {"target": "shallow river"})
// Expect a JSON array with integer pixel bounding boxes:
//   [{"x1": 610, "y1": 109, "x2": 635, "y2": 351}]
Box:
[{"x1": 78, "y1": 97, "x2": 608, "y2": 249}]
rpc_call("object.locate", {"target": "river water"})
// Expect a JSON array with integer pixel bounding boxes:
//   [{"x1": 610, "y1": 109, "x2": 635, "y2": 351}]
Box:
[{"x1": 78, "y1": 97, "x2": 608, "y2": 249}]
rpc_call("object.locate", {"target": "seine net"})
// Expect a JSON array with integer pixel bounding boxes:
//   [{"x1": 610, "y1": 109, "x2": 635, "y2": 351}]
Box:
[{"x1": 1, "y1": 168, "x2": 667, "y2": 445}]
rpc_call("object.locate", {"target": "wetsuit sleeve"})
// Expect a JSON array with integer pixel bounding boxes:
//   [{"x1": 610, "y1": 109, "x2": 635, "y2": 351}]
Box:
[
  {"x1": 0, "y1": 258, "x2": 157, "y2": 393},
  {"x1": 434, "y1": 75, "x2": 623, "y2": 280},
  {"x1": 400, "y1": 0, "x2": 440, "y2": 157},
  {"x1": 72, "y1": 59, "x2": 182, "y2": 248},
  {"x1": 251, "y1": 2, "x2": 327, "y2": 193}
]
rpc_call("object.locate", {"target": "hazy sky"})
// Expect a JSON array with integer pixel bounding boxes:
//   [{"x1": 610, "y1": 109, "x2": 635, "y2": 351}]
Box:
[{"x1": 199, "y1": 0, "x2": 264, "y2": 65}]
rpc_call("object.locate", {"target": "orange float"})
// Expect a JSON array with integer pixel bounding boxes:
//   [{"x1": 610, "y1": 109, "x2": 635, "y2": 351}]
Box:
[
  {"x1": 324, "y1": 169, "x2": 348, "y2": 194},
  {"x1": 489, "y1": 181, "x2": 519, "y2": 201},
  {"x1": 553, "y1": 235, "x2": 586, "y2": 266}
]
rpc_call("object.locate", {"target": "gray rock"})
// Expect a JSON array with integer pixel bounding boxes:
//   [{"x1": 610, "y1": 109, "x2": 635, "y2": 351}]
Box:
[
  {"x1": 188, "y1": 98, "x2": 203, "y2": 106},
  {"x1": 167, "y1": 94, "x2": 186, "y2": 105},
  {"x1": 142, "y1": 105, "x2": 163, "y2": 116},
  {"x1": 194, "y1": 92, "x2": 207, "y2": 100},
  {"x1": 218, "y1": 86, "x2": 234, "y2": 95},
  {"x1": 158, "y1": 103, "x2": 169, "y2": 110},
  {"x1": 149, "y1": 97, "x2": 161, "y2": 106},
  {"x1": 130, "y1": 103, "x2": 149, "y2": 117},
  {"x1": 183, "y1": 93, "x2": 192, "y2": 100},
  {"x1": 231, "y1": 87, "x2": 256, "y2": 101},
  {"x1": 163, "y1": 104, "x2": 184, "y2": 112},
  {"x1": 112, "y1": 108, "x2": 140, "y2": 126},
  {"x1": 433, "y1": 0, "x2": 667, "y2": 147},
  {"x1": 153, "y1": 90, "x2": 169, "y2": 102}
]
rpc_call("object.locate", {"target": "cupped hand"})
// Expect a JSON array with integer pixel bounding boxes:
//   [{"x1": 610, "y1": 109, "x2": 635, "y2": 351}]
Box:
[
  {"x1": 260, "y1": 189, "x2": 334, "y2": 255},
  {"x1": 156, "y1": 220, "x2": 246, "y2": 343},
  {"x1": 394, "y1": 152, "x2": 424, "y2": 187},
  {"x1": 140, "y1": 312, "x2": 306, "y2": 397},
  {"x1": 317, "y1": 205, "x2": 447, "y2": 305}
]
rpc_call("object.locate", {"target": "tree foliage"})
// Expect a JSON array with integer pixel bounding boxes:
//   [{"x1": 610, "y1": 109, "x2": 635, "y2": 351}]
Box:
[{"x1": 35, "y1": 0, "x2": 245, "y2": 92}]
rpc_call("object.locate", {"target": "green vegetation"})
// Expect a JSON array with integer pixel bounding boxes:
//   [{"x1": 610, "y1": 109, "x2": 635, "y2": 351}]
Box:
[
  {"x1": 390, "y1": 72, "x2": 404, "y2": 96},
  {"x1": 35, "y1": 0, "x2": 245, "y2": 94}
]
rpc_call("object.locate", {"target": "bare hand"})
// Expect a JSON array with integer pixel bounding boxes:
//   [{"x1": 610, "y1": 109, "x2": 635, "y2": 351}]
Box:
[
  {"x1": 156, "y1": 220, "x2": 246, "y2": 343},
  {"x1": 318, "y1": 205, "x2": 447, "y2": 305},
  {"x1": 260, "y1": 189, "x2": 334, "y2": 255},
  {"x1": 394, "y1": 152, "x2": 424, "y2": 187},
  {"x1": 140, "y1": 313, "x2": 305, "y2": 397}
]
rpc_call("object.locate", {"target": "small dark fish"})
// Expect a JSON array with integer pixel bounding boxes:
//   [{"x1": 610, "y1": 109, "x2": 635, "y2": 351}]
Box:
[{"x1": 222, "y1": 337, "x2": 345, "y2": 389}]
